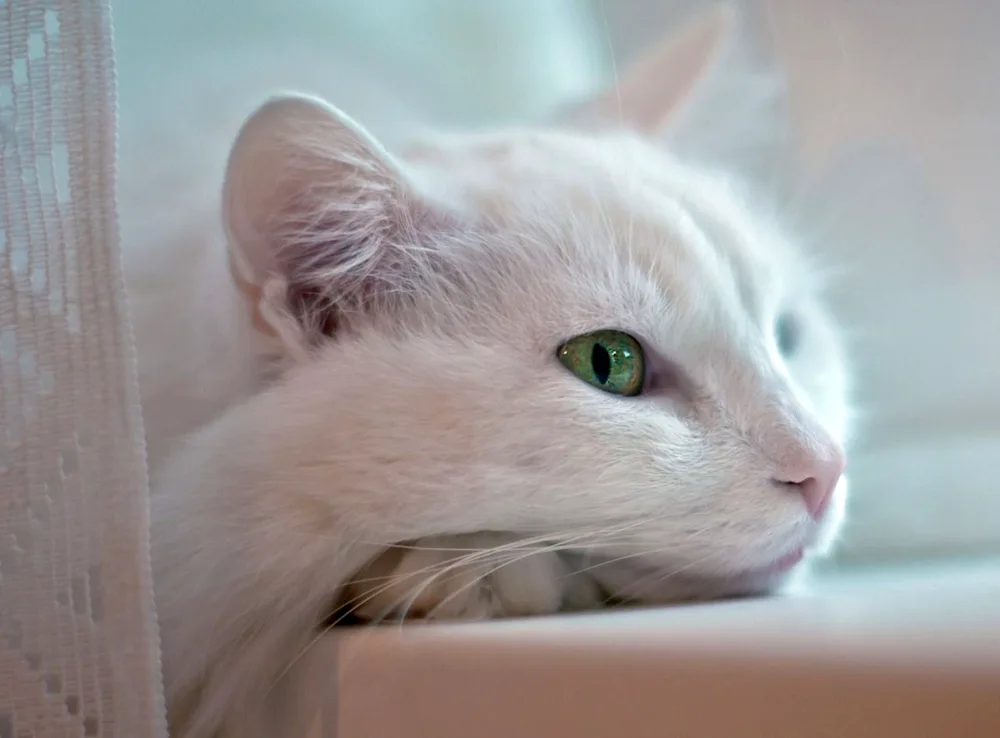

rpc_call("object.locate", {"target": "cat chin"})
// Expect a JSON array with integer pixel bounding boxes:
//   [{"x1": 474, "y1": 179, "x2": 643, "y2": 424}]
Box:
[
  {"x1": 569, "y1": 542, "x2": 830, "y2": 606},
  {"x1": 582, "y1": 561, "x2": 801, "y2": 605}
]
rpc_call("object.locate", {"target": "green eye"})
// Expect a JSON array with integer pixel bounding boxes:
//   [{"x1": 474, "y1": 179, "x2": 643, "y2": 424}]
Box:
[{"x1": 557, "y1": 330, "x2": 645, "y2": 397}]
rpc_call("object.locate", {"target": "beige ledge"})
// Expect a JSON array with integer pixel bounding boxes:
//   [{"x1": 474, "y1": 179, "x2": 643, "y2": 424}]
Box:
[{"x1": 287, "y1": 558, "x2": 1000, "y2": 737}]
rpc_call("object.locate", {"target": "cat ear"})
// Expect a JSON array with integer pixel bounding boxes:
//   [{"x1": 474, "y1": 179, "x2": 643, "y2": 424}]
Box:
[
  {"x1": 563, "y1": 5, "x2": 736, "y2": 136},
  {"x1": 222, "y1": 93, "x2": 443, "y2": 348}
]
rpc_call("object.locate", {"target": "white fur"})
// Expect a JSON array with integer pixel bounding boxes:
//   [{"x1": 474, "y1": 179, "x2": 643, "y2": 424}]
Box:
[{"x1": 121, "y1": 8, "x2": 851, "y2": 737}]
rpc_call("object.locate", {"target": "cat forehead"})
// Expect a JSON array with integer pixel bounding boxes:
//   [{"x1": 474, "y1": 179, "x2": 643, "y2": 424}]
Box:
[{"x1": 407, "y1": 130, "x2": 800, "y2": 322}]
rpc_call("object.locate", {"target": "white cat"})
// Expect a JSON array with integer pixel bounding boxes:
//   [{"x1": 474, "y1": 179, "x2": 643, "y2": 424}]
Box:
[{"x1": 122, "y1": 8, "x2": 850, "y2": 737}]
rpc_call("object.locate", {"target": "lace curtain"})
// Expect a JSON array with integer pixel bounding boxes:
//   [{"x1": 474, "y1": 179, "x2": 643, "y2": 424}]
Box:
[{"x1": 0, "y1": 2, "x2": 166, "y2": 736}]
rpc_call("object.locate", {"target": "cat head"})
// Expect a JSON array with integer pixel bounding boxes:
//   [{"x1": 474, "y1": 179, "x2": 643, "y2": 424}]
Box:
[{"x1": 218, "y1": 5, "x2": 849, "y2": 605}]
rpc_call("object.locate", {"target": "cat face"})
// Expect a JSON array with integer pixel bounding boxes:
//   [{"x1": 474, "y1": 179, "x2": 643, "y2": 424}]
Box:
[
  {"x1": 221, "y1": 113, "x2": 848, "y2": 606},
  {"x1": 215, "y1": 15, "x2": 848, "y2": 610},
  {"x1": 216, "y1": 12, "x2": 848, "y2": 608}
]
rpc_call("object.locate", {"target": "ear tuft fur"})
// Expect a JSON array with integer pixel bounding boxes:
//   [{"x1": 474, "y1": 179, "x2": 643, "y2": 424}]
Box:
[{"x1": 222, "y1": 93, "x2": 445, "y2": 349}]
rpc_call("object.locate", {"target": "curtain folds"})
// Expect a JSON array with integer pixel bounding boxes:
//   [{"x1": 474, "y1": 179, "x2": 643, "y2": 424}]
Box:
[{"x1": 0, "y1": 2, "x2": 166, "y2": 736}]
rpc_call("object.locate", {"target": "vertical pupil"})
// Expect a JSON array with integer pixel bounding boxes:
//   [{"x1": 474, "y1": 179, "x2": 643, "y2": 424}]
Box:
[{"x1": 591, "y1": 343, "x2": 612, "y2": 384}]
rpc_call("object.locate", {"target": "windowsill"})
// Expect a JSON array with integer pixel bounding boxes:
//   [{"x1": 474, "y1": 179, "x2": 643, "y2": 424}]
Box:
[{"x1": 314, "y1": 558, "x2": 1000, "y2": 737}]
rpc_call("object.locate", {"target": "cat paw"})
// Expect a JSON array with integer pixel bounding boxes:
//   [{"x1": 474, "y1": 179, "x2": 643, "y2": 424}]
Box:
[{"x1": 343, "y1": 532, "x2": 601, "y2": 622}]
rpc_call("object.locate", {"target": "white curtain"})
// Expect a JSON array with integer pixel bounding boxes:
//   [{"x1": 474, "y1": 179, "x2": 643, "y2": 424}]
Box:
[{"x1": 0, "y1": 2, "x2": 166, "y2": 736}]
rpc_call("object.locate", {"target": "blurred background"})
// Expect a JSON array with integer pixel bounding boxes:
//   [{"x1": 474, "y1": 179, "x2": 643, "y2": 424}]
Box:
[{"x1": 113, "y1": 0, "x2": 1000, "y2": 570}]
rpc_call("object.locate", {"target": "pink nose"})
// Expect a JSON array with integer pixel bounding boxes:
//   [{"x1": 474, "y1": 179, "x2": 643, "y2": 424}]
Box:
[{"x1": 773, "y1": 446, "x2": 846, "y2": 521}]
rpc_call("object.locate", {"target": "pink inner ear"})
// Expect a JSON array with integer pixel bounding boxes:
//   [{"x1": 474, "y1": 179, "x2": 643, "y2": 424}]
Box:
[
  {"x1": 223, "y1": 93, "x2": 463, "y2": 343},
  {"x1": 563, "y1": 5, "x2": 735, "y2": 136}
]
